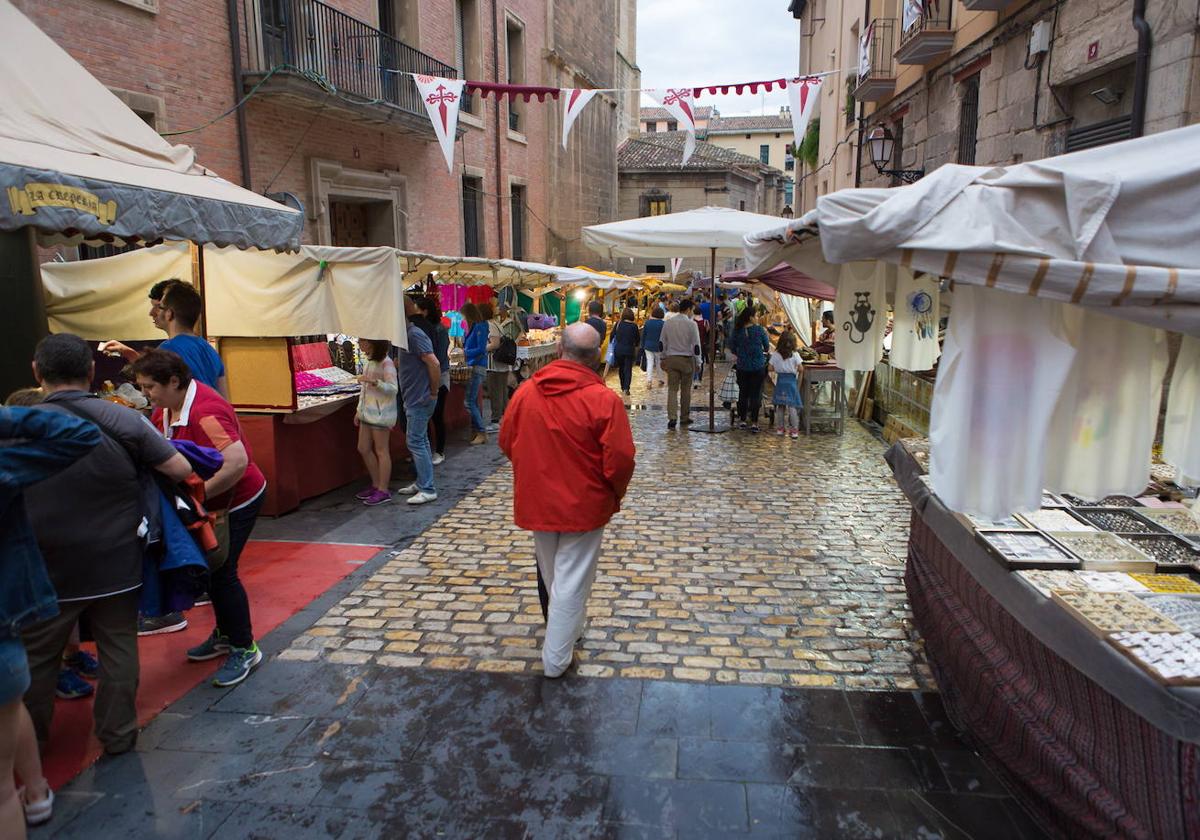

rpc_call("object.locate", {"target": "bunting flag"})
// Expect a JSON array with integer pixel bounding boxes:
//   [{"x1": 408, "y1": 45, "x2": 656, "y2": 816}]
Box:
[
  {"x1": 560, "y1": 88, "x2": 599, "y2": 149},
  {"x1": 859, "y1": 22, "x2": 874, "y2": 79},
  {"x1": 670, "y1": 257, "x2": 683, "y2": 281},
  {"x1": 414, "y1": 75, "x2": 465, "y2": 173},
  {"x1": 648, "y1": 88, "x2": 698, "y2": 166},
  {"x1": 787, "y1": 77, "x2": 822, "y2": 146}
]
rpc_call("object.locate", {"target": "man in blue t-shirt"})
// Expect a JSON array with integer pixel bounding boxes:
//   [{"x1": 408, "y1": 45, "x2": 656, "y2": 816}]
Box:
[
  {"x1": 103, "y1": 280, "x2": 229, "y2": 399},
  {"x1": 395, "y1": 296, "x2": 442, "y2": 505}
]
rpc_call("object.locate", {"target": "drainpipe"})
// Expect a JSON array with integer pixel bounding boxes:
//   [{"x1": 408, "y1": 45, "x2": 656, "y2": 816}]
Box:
[
  {"x1": 226, "y1": 0, "x2": 253, "y2": 188},
  {"x1": 1130, "y1": 0, "x2": 1151, "y2": 138},
  {"x1": 491, "y1": 0, "x2": 505, "y2": 257},
  {"x1": 854, "y1": 0, "x2": 870, "y2": 188}
]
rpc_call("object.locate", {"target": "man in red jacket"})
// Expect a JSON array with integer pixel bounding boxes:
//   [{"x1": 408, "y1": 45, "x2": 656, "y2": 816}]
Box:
[{"x1": 500, "y1": 323, "x2": 636, "y2": 678}]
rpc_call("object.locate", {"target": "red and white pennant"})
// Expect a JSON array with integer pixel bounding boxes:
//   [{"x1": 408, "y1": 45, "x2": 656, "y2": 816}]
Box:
[
  {"x1": 787, "y1": 77, "x2": 823, "y2": 147},
  {"x1": 560, "y1": 88, "x2": 599, "y2": 149},
  {"x1": 414, "y1": 75, "x2": 465, "y2": 173},
  {"x1": 648, "y1": 87, "x2": 698, "y2": 166}
]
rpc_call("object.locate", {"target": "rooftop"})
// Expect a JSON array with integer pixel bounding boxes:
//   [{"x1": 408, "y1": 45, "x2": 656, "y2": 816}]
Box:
[
  {"x1": 618, "y1": 132, "x2": 783, "y2": 174},
  {"x1": 706, "y1": 113, "x2": 794, "y2": 134},
  {"x1": 639, "y1": 105, "x2": 716, "y2": 122}
]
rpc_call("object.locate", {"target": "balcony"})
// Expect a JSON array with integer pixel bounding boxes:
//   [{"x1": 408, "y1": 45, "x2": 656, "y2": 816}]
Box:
[
  {"x1": 853, "y1": 18, "x2": 897, "y2": 103},
  {"x1": 961, "y1": 0, "x2": 1010, "y2": 9},
  {"x1": 895, "y1": 2, "x2": 954, "y2": 66},
  {"x1": 241, "y1": 0, "x2": 457, "y2": 134}
]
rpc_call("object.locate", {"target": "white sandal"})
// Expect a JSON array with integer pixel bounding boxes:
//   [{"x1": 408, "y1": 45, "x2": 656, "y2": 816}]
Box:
[{"x1": 22, "y1": 786, "x2": 54, "y2": 826}]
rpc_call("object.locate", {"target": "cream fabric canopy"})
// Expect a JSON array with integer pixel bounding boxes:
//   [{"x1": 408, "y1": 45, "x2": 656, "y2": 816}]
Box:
[
  {"x1": 583, "y1": 206, "x2": 788, "y2": 259},
  {"x1": 42, "y1": 243, "x2": 410, "y2": 347},
  {"x1": 0, "y1": 0, "x2": 301, "y2": 249},
  {"x1": 743, "y1": 124, "x2": 1200, "y2": 336}
]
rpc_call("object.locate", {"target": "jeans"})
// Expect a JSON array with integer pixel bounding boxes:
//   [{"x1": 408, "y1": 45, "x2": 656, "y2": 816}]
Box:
[
  {"x1": 22, "y1": 589, "x2": 140, "y2": 753},
  {"x1": 466, "y1": 367, "x2": 486, "y2": 433},
  {"x1": 736, "y1": 368, "x2": 768, "y2": 424},
  {"x1": 212, "y1": 492, "x2": 263, "y2": 649},
  {"x1": 616, "y1": 354, "x2": 635, "y2": 392},
  {"x1": 405, "y1": 398, "x2": 436, "y2": 495},
  {"x1": 432, "y1": 385, "x2": 448, "y2": 455}
]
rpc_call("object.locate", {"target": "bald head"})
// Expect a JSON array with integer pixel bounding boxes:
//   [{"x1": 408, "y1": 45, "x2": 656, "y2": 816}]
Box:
[{"x1": 561, "y1": 322, "x2": 601, "y2": 366}]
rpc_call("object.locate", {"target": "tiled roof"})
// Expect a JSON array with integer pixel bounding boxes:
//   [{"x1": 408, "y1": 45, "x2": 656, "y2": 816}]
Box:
[
  {"x1": 638, "y1": 105, "x2": 716, "y2": 122},
  {"x1": 618, "y1": 132, "x2": 782, "y2": 173},
  {"x1": 706, "y1": 114, "x2": 793, "y2": 133}
]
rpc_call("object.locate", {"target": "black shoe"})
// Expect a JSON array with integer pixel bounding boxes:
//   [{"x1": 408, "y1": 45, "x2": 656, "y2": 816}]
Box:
[
  {"x1": 668, "y1": 419, "x2": 677, "y2": 430},
  {"x1": 680, "y1": 417, "x2": 693, "y2": 426}
]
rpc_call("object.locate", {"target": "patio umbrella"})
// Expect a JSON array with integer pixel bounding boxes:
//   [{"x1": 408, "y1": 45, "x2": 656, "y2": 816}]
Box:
[{"x1": 583, "y1": 206, "x2": 787, "y2": 431}]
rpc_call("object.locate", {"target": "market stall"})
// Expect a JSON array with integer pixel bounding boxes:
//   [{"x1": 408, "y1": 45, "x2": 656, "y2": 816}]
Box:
[{"x1": 744, "y1": 124, "x2": 1200, "y2": 838}]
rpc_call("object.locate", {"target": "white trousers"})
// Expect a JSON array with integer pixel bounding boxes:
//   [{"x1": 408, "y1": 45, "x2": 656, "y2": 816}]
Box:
[
  {"x1": 645, "y1": 351, "x2": 663, "y2": 386},
  {"x1": 534, "y1": 527, "x2": 605, "y2": 677}
]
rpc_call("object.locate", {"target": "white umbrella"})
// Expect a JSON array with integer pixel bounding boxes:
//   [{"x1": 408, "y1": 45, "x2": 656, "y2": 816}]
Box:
[{"x1": 584, "y1": 206, "x2": 788, "y2": 431}]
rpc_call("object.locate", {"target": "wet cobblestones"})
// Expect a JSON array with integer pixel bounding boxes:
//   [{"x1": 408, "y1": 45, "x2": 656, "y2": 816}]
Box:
[{"x1": 280, "y1": 364, "x2": 934, "y2": 689}]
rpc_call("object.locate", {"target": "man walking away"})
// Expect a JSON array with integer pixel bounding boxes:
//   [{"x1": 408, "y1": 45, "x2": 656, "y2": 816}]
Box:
[
  {"x1": 22, "y1": 335, "x2": 192, "y2": 753},
  {"x1": 395, "y1": 296, "x2": 441, "y2": 505},
  {"x1": 584, "y1": 300, "x2": 608, "y2": 343},
  {"x1": 499, "y1": 324, "x2": 635, "y2": 678},
  {"x1": 659, "y1": 298, "x2": 702, "y2": 430}
]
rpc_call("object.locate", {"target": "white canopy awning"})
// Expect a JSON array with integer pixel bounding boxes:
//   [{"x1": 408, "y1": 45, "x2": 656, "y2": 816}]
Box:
[
  {"x1": 584, "y1": 205, "x2": 788, "y2": 259},
  {"x1": 744, "y1": 124, "x2": 1200, "y2": 336},
  {"x1": 0, "y1": 0, "x2": 301, "y2": 250}
]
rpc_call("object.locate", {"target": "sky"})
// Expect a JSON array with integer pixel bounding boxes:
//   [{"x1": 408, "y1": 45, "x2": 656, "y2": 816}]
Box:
[{"x1": 637, "y1": 0, "x2": 800, "y2": 117}]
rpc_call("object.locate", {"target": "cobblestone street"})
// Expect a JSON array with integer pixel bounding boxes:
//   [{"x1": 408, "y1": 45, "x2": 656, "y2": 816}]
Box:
[{"x1": 279, "y1": 363, "x2": 933, "y2": 690}]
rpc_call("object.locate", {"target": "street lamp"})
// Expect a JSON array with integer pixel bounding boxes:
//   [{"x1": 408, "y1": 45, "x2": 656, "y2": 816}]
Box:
[
  {"x1": 866, "y1": 126, "x2": 924, "y2": 184},
  {"x1": 781, "y1": 205, "x2": 794, "y2": 219}
]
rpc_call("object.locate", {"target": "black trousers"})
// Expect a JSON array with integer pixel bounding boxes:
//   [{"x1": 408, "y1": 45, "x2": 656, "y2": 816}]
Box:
[
  {"x1": 211, "y1": 493, "x2": 262, "y2": 649},
  {"x1": 615, "y1": 354, "x2": 635, "y2": 392},
  {"x1": 736, "y1": 368, "x2": 767, "y2": 423}
]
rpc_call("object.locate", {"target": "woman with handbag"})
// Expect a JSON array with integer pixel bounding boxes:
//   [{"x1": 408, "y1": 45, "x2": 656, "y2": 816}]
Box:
[
  {"x1": 610, "y1": 308, "x2": 641, "y2": 398},
  {"x1": 730, "y1": 307, "x2": 771, "y2": 433},
  {"x1": 462, "y1": 303, "x2": 490, "y2": 445}
]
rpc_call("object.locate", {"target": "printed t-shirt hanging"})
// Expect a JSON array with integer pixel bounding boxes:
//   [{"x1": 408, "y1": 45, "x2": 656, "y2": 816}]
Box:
[
  {"x1": 1044, "y1": 311, "x2": 1167, "y2": 500},
  {"x1": 929, "y1": 285, "x2": 1077, "y2": 519},
  {"x1": 832, "y1": 261, "x2": 887, "y2": 372},
  {"x1": 889, "y1": 268, "x2": 941, "y2": 371}
]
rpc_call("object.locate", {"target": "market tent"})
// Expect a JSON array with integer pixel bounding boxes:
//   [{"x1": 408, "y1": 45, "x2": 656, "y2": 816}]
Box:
[
  {"x1": 583, "y1": 206, "x2": 789, "y2": 431},
  {"x1": 0, "y1": 0, "x2": 302, "y2": 250},
  {"x1": 744, "y1": 124, "x2": 1200, "y2": 336},
  {"x1": 721, "y1": 263, "x2": 836, "y2": 301},
  {"x1": 398, "y1": 251, "x2": 556, "y2": 289},
  {"x1": 41, "y1": 243, "x2": 411, "y2": 347}
]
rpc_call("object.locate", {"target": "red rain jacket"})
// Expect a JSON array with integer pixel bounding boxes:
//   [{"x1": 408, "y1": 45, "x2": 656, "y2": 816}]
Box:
[{"x1": 499, "y1": 359, "x2": 636, "y2": 533}]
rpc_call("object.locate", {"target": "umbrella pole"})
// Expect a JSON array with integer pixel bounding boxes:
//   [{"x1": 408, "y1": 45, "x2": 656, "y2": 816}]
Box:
[{"x1": 709, "y1": 247, "x2": 716, "y2": 431}]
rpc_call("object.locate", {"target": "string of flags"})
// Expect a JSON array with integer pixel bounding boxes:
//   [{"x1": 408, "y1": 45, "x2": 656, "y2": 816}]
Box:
[{"x1": 411, "y1": 70, "x2": 840, "y2": 173}]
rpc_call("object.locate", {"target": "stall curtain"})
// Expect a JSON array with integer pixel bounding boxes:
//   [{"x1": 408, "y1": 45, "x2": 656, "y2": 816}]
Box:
[
  {"x1": 41, "y1": 241, "x2": 193, "y2": 340},
  {"x1": 1163, "y1": 335, "x2": 1200, "y2": 486},
  {"x1": 202, "y1": 244, "x2": 409, "y2": 348},
  {"x1": 779, "y1": 293, "x2": 812, "y2": 347}
]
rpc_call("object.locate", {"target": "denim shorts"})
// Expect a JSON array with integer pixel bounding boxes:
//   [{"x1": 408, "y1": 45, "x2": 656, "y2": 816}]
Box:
[{"x1": 0, "y1": 636, "x2": 31, "y2": 706}]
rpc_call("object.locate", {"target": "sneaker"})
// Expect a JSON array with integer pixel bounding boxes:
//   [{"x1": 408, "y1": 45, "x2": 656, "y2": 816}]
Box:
[
  {"x1": 138, "y1": 612, "x2": 188, "y2": 636},
  {"x1": 195, "y1": 592, "x2": 212, "y2": 606},
  {"x1": 355, "y1": 487, "x2": 375, "y2": 500},
  {"x1": 667, "y1": 419, "x2": 677, "y2": 430},
  {"x1": 407, "y1": 490, "x2": 438, "y2": 505},
  {"x1": 791, "y1": 430, "x2": 800, "y2": 439},
  {"x1": 485, "y1": 422, "x2": 500, "y2": 432},
  {"x1": 56, "y1": 669, "x2": 94, "y2": 700},
  {"x1": 469, "y1": 432, "x2": 487, "y2": 446},
  {"x1": 63, "y1": 649, "x2": 99, "y2": 679},
  {"x1": 396, "y1": 482, "x2": 418, "y2": 496},
  {"x1": 363, "y1": 489, "x2": 392, "y2": 506},
  {"x1": 212, "y1": 644, "x2": 262, "y2": 688},
  {"x1": 776, "y1": 427, "x2": 786, "y2": 436},
  {"x1": 187, "y1": 629, "x2": 232, "y2": 662},
  {"x1": 22, "y1": 787, "x2": 53, "y2": 827},
  {"x1": 431, "y1": 453, "x2": 445, "y2": 465}
]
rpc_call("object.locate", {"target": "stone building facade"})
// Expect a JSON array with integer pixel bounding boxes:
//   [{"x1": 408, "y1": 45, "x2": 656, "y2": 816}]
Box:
[
  {"x1": 792, "y1": 0, "x2": 1200, "y2": 204},
  {"x1": 19, "y1": 0, "x2": 636, "y2": 262},
  {"x1": 616, "y1": 132, "x2": 786, "y2": 275},
  {"x1": 704, "y1": 112, "x2": 798, "y2": 207}
]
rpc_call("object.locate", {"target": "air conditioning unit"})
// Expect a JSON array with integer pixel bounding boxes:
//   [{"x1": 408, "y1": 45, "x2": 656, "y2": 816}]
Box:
[{"x1": 1029, "y1": 20, "x2": 1052, "y2": 56}]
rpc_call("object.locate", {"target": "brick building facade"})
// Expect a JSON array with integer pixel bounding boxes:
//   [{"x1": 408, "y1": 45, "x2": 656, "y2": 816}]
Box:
[
  {"x1": 793, "y1": 0, "x2": 1200, "y2": 207},
  {"x1": 19, "y1": 0, "x2": 638, "y2": 262}
]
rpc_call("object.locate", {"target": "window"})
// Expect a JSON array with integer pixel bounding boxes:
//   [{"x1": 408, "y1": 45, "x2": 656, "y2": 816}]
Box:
[
  {"x1": 646, "y1": 264, "x2": 666, "y2": 273},
  {"x1": 646, "y1": 123, "x2": 657, "y2": 133},
  {"x1": 745, "y1": 133, "x2": 752, "y2": 139},
  {"x1": 462, "y1": 175, "x2": 483, "y2": 256},
  {"x1": 784, "y1": 181, "x2": 794, "y2": 205},
  {"x1": 455, "y1": 0, "x2": 478, "y2": 114},
  {"x1": 890, "y1": 119, "x2": 905, "y2": 186},
  {"x1": 505, "y1": 17, "x2": 525, "y2": 133},
  {"x1": 667, "y1": 120, "x2": 677, "y2": 131},
  {"x1": 739, "y1": 200, "x2": 746, "y2": 211},
  {"x1": 785, "y1": 150, "x2": 795, "y2": 171},
  {"x1": 957, "y1": 74, "x2": 980, "y2": 165},
  {"x1": 759, "y1": 144, "x2": 770, "y2": 164},
  {"x1": 510, "y1": 185, "x2": 526, "y2": 260},
  {"x1": 641, "y1": 192, "x2": 670, "y2": 217}
]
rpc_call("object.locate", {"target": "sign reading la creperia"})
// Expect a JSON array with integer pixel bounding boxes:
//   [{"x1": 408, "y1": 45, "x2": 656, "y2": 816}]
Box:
[{"x1": 7, "y1": 182, "x2": 117, "y2": 225}]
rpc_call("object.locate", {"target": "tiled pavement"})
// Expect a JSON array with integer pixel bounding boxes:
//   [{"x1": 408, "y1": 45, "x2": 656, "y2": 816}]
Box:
[
  {"x1": 43, "y1": 663, "x2": 1046, "y2": 838},
  {"x1": 36, "y1": 361, "x2": 1051, "y2": 838},
  {"x1": 276, "y1": 362, "x2": 932, "y2": 690}
]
